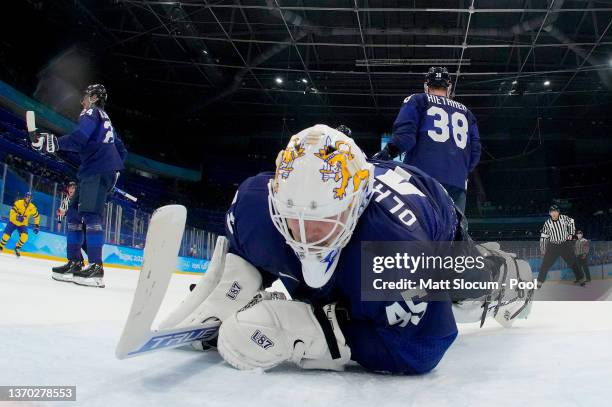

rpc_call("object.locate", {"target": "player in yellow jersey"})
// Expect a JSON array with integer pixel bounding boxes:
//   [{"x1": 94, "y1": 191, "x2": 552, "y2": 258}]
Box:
[{"x1": 0, "y1": 192, "x2": 40, "y2": 257}]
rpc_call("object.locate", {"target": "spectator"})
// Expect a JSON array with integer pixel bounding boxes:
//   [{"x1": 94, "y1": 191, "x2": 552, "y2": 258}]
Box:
[{"x1": 574, "y1": 230, "x2": 591, "y2": 283}]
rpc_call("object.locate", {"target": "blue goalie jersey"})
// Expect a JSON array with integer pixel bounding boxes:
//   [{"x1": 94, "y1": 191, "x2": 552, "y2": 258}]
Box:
[
  {"x1": 390, "y1": 93, "x2": 481, "y2": 190},
  {"x1": 225, "y1": 160, "x2": 460, "y2": 374}
]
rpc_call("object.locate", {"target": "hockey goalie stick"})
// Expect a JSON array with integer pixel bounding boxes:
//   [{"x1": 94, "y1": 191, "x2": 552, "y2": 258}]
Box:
[{"x1": 115, "y1": 205, "x2": 219, "y2": 359}]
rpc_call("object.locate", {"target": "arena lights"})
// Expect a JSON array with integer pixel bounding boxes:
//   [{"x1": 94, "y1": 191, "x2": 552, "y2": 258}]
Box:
[
  {"x1": 544, "y1": 80, "x2": 551, "y2": 86},
  {"x1": 275, "y1": 77, "x2": 284, "y2": 85}
]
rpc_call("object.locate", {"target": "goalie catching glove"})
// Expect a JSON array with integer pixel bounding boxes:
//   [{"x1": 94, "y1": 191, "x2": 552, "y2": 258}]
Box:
[
  {"x1": 29, "y1": 131, "x2": 58, "y2": 153},
  {"x1": 218, "y1": 297, "x2": 351, "y2": 371}
]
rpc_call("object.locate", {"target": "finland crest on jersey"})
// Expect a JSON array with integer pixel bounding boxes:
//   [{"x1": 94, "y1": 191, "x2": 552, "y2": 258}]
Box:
[{"x1": 268, "y1": 124, "x2": 374, "y2": 288}]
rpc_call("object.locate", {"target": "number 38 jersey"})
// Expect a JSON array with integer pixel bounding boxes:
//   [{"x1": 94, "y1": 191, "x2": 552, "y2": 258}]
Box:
[
  {"x1": 57, "y1": 107, "x2": 128, "y2": 177},
  {"x1": 390, "y1": 93, "x2": 481, "y2": 191},
  {"x1": 226, "y1": 160, "x2": 459, "y2": 374}
]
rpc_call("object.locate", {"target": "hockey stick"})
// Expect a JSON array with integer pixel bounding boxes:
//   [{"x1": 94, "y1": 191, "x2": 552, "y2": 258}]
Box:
[
  {"x1": 25, "y1": 110, "x2": 55, "y2": 193},
  {"x1": 115, "y1": 205, "x2": 219, "y2": 359},
  {"x1": 112, "y1": 186, "x2": 138, "y2": 202},
  {"x1": 26, "y1": 110, "x2": 37, "y2": 133}
]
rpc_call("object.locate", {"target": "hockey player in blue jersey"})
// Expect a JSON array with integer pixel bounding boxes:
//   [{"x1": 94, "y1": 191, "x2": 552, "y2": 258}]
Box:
[
  {"x1": 30, "y1": 84, "x2": 127, "y2": 288},
  {"x1": 168, "y1": 125, "x2": 533, "y2": 374},
  {"x1": 374, "y1": 67, "x2": 481, "y2": 213},
  {"x1": 52, "y1": 181, "x2": 88, "y2": 282}
]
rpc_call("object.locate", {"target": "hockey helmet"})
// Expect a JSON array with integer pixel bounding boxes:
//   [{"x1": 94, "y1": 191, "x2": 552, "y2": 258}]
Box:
[
  {"x1": 84, "y1": 84, "x2": 107, "y2": 106},
  {"x1": 268, "y1": 124, "x2": 373, "y2": 288},
  {"x1": 425, "y1": 67, "x2": 452, "y2": 89}
]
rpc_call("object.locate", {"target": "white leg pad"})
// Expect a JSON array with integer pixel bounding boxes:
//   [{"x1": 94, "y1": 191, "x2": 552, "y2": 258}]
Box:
[
  {"x1": 159, "y1": 236, "x2": 228, "y2": 329},
  {"x1": 464, "y1": 244, "x2": 535, "y2": 327},
  {"x1": 177, "y1": 253, "x2": 263, "y2": 327}
]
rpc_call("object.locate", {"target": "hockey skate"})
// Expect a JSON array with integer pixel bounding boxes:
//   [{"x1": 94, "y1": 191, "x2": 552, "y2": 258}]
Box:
[
  {"x1": 14, "y1": 247, "x2": 21, "y2": 257},
  {"x1": 73, "y1": 263, "x2": 105, "y2": 288},
  {"x1": 52, "y1": 260, "x2": 84, "y2": 283}
]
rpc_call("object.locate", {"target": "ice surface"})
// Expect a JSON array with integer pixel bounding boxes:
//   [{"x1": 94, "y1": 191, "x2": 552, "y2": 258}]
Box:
[{"x1": 1, "y1": 254, "x2": 611, "y2": 407}]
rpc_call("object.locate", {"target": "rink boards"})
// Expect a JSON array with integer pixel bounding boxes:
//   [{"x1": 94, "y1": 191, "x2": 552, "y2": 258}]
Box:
[{"x1": 0, "y1": 221, "x2": 209, "y2": 274}]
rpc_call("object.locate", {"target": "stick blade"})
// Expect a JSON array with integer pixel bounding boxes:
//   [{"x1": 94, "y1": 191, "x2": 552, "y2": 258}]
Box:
[
  {"x1": 115, "y1": 204, "x2": 187, "y2": 359},
  {"x1": 26, "y1": 111, "x2": 36, "y2": 132}
]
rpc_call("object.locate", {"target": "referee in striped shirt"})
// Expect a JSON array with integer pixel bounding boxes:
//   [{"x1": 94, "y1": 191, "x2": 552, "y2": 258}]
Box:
[{"x1": 537, "y1": 205, "x2": 585, "y2": 287}]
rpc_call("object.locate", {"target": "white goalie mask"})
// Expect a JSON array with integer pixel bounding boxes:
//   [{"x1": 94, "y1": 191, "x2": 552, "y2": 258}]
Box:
[{"x1": 268, "y1": 124, "x2": 373, "y2": 288}]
